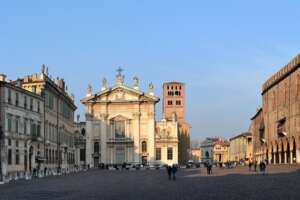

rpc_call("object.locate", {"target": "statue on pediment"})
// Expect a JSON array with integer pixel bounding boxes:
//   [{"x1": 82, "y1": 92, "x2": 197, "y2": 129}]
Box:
[
  {"x1": 133, "y1": 76, "x2": 139, "y2": 90},
  {"x1": 102, "y1": 78, "x2": 107, "y2": 91}
]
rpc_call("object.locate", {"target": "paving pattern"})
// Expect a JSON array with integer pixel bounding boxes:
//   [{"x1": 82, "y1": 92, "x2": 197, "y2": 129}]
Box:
[{"x1": 1, "y1": 165, "x2": 300, "y2": 200}]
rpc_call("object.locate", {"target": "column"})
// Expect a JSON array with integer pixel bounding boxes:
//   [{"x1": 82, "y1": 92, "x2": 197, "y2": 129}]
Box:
[
  {"x1": 296, "y1": 149, "x2": 300, "y2": 163},
  {"x1": 85, "y1": 117, "x2": 93, "y2": 168},
  {"x1": 133, "y1": 112, "x2": 140, "y2": 163},
  {"x1": 100, "y1": 120, "x2": 107, "y2": 164},
  {"x1": 290, "y1": 151, "x2": 293, "y2": 164},
  {"x1": 148, "y1": 111, "x2": 155, "y2": 164}
]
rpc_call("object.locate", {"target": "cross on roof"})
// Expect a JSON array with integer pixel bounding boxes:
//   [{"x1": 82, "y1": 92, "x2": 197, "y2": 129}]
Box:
[{"x1": 117, "y1": 67, "x2": 124, "y2": 76}]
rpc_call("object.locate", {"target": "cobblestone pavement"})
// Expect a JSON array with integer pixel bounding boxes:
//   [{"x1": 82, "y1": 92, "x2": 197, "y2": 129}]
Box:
[{"x1": 1, "y1": 165, "x2": 300, "y2": 200}]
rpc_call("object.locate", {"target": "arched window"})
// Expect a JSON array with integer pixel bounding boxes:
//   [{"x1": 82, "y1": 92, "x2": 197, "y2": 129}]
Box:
[
  {"x1": 142, "y1": 141, "x2": 147, "y2": 153},
  {"x1": 205, "y1": 151, "x2": 209, "y2": 158}
]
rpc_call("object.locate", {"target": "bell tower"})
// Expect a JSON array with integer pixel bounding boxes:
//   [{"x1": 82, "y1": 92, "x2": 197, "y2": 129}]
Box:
[{"x1": 163, "y1": 82, "x2": 186, "y2": 122}]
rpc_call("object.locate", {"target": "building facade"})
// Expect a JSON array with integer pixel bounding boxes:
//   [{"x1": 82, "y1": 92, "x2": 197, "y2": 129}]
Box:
[
  {"x1": 74, "y1": 118, "x2": 86, "y2": 169},
  {"x1": 229, "y1": 132, "x2": 253, "y2": 163},
  {"x1": 163, "y1": 82, "x2": 191, "y2": 165},
  {"x1": 0, "y1": 74, "x2": 45, "y2": 181},
  {"x1": 81, "y1": 70, "x2": 179, "y2": 167},
  {"x1": 200, "y1": 137, "x2": 229, "y2": 164},
  {"x1": 200, "y1": 138, "x2": 216, "y2": 163},
  {"x1": 20, "y1": 66, "x2": 77, "y2": 173},
  {"x1": 191, "y1": 148, "x2": 201, "y2": 163},
  {"x1": 213, "y1": 140, "x2": 230, "y2": 164},
  {"x1": 252, "y1": 54, "x2": 300, "y2": 164}
]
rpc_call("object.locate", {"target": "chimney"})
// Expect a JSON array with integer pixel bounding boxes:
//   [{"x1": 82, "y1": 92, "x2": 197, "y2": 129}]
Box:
[{"x1": 0, "y1": 74, "x2": 7, "y2": 82}]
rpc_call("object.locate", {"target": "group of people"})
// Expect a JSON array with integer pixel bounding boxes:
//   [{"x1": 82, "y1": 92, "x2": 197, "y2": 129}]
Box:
[
  {"x1": 167, "y1": 165, "x2": 178, "y2": 181},
  {"x1": 248, "y1": 160, "x2": 267, "y2": 174}
]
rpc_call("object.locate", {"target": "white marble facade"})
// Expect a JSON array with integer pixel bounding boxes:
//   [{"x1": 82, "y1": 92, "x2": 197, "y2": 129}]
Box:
[{"x1": 81, "y1": 70, "x2": 178, "y2": 167}]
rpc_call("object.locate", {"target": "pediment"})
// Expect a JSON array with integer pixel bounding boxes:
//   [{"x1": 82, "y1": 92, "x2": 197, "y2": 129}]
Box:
[
  {"x1": 81, "y1": 85, "x2": 159, "y2": 103},
  {"x1": 109, "y1": 114, "x2": 132, "y2": 120}
]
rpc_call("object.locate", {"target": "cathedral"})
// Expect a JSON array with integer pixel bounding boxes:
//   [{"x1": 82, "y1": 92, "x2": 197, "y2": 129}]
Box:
[{"x1": 81, "y1": 69, "x2": 179, "y2": 167}]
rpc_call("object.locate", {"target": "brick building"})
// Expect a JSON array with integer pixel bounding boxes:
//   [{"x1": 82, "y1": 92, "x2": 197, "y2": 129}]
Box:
[
  {"x1": 252, "y1": 54, "x2": 300, "y2": 164},
  {"x1": 163, "y1": 82, "x2": 191, "y2": 164}
]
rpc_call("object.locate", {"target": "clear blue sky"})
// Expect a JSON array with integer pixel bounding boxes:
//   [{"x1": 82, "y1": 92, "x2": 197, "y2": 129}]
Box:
[{"x1": 1, "y1": 0, "x2": 300, "y2": 141}]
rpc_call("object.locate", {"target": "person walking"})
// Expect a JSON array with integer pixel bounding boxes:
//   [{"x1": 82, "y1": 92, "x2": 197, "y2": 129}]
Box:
[
  {"x1": 172, "y1": 165, "x2": 178, "y2": 181},
  {"x1": 260, "y1": 161, "x2": 266, "y2": 175},
  {"x1": 254, "y1": 160, "x2": 257, "y2": 172},
  {"x1": 248, "y1": 161, "x2": 252, "y2": 172},
  {"x1": 167, "y1": 166, "x2": 172, "y2": 180}
]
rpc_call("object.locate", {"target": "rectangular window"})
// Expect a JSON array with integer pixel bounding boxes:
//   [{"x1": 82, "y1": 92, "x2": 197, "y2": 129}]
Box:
[
  {"x1": 115, "y1": 121, "x2": 125, "y2": 138},
  {"x1": 8, "y1": 139, "x2": 11, "y2": 146},
  {"x1": 156, "y1": 148, "x2": 161, "y2": 160},
  {"x1": 24, "y1": 118, "x2": 27, "y2": 135},
  {"x1": 30, "y1": 98, "x2": 33, "y2": 111},
  {"x1": 176, "y1": 100, "x2": 181, "y2": 105},
  {"x1": 167, "y1": 148, "x2": 173, "y2": 160},
  {"x1": 168, "y1": 100, "x2": 173, "y2": 105},
  {"x1": 15, "y1": 93, "x2": 19, "y2": 106},
  {"x1": 49, "y1": 94, "x2": 54, "y2": 110},
  {"x1": 8, "y1": 149, "x2": 12, "y2": 165},
  {"x1": 15, "y1": 150, "x2": 19, "y2": 165},
  {"x1": 80, "y1": 149, "x2": 86, "y2": 161},
  {"x1": 16, "y1": 140, "x2": 19, "y2": 147},
  {"x1": 37, "y1": 101, "x2": 40, "y2": 113},
  {"x1": 7, "y1": 115, "x2": 12, "y2": 132},
  {"x1": 24, "y1": 96, "x2": 27, "y2": 109},
  {"x1": 8, "y1": 89, "x2": 11, "y2": 104},
  {"x1": 15, "y1": 117, "x2": 19, "y2": 133},
  {"x1": 31, "y1": 122, "x2": 37, "y2": 137},
  {"x1": 37, "y1": 123, "x2": 41, "y2": 137}
]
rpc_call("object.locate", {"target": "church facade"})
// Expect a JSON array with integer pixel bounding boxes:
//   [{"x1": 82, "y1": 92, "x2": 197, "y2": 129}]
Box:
[{"x1": 81, "y1": 70, "x2": 178, "y2": 167}]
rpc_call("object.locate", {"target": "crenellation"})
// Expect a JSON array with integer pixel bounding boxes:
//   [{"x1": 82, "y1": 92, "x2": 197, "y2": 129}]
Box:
[{"x1": 262, "y1": 53, "x2": 300, "y2": 94}]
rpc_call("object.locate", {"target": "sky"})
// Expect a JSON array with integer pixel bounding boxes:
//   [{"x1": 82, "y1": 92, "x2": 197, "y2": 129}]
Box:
[{"x1": 1, "y1": 0, "x2": 300, "y2": 141}]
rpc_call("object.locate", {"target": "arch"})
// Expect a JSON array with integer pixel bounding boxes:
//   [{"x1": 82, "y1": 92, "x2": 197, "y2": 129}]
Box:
[
  {"x1": 275, "y1": 142, "x2": 280, "y2": 164},
  {"x1": 271, "y1": 146, "x2": 274, "y2": 164},
  {"x1": 292, "y1": 137, "x2": 297, "y2": 163},
  {"x1": 280, "y1": 141, "x2": 285, "y2": 164},
  {"x1": 286, "y1": 139, "x2": 291, "y2": 164}
]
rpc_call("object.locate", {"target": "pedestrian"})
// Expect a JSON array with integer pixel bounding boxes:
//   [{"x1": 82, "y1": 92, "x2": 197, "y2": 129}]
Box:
[
  {"x1": 254, "y1": 160, "x2": 257, "y2": 172},
  {"x1": 172, "y1": 165, "x2": 178, "y2": 181},
  {"x1": 209, "y1": 164, "x2": 212, "y2": 175},
  {"x1": 248, "y1": 161, "x2": 252, "y2": 172},
  {"x1": 260, "y1": 161, "x2": 266, "y2": 175},
  {"x1": 167, "y1": 166, "x2": 172, "y2": 180}
]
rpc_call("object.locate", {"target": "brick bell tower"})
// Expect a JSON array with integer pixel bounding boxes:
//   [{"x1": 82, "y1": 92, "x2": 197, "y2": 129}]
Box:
[
  {"x1": 163, "y1": 82, "x2": 186, "y2": 122},
  {"x1": 163, "y1": 82, "x2": 191, "y2": 164}
]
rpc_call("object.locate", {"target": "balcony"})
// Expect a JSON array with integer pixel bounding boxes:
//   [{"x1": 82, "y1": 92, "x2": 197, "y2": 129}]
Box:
[
  {"x1": 31, "y1": 134, "x2": 42, "y2": 142},
  {"x1": 107, "y1": 138, "x2": 134, "y2": 144}
]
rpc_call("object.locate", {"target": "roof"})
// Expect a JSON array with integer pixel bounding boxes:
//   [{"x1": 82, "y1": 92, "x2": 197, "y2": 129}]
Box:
[
  {"x1": 163, "y1": 82, "x2": 185, "y2": 85},
  {"x1": 229, "y1": 132, "x2": 252, "y2": 141},
  {"x1": 0, "y1": 80, "x2": 43, "y2": 100},
  {"x1": 250, "y1": 108, "x2": 262, "y2": 120},
  {"x1": 262, "y1": 53, "x2": 300, "y2": 95},
  {"x1": 214, "y1": 140, "x2": 230, "y2": 147}
]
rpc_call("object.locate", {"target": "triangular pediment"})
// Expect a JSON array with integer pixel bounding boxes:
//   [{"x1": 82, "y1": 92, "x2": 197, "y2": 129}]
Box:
[{"x1": 81, "y1": 85, "x2": 159, "y2": 104}]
